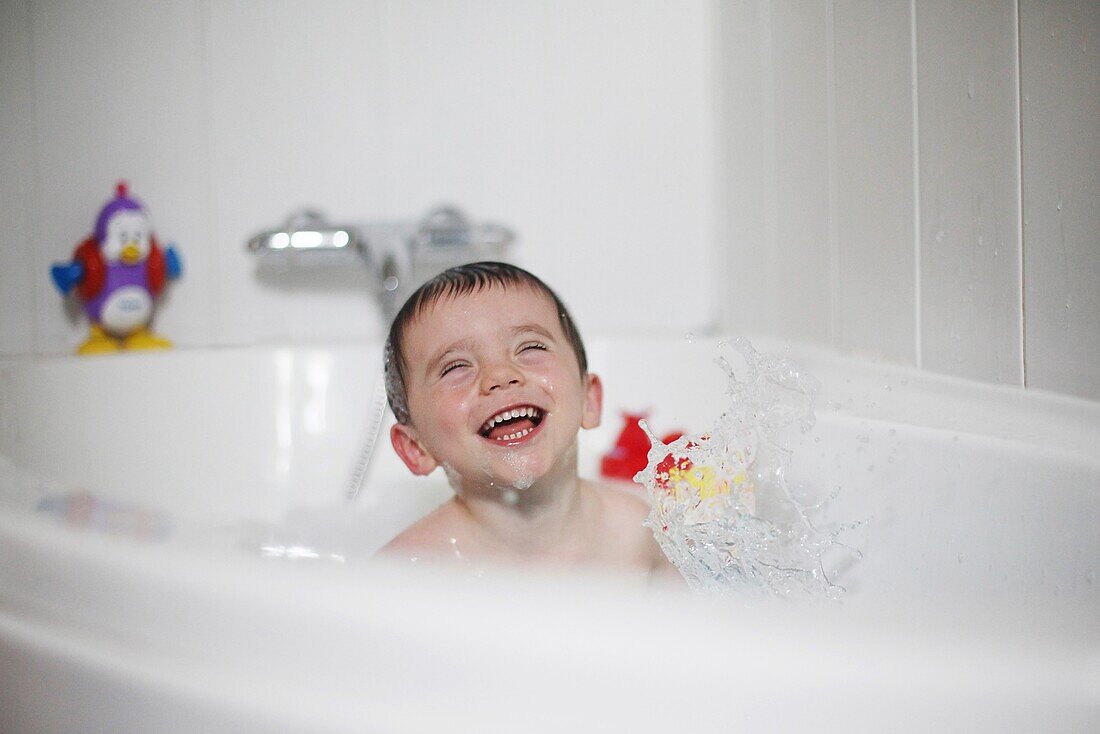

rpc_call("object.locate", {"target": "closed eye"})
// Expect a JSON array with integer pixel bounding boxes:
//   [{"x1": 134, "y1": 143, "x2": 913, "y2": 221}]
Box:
[
  {"x1": 519, "y1": 341, "x2": 548, "y2": 353},
  {"x1": 440, "y1": 360, "x2": 467, "y2": 376}
]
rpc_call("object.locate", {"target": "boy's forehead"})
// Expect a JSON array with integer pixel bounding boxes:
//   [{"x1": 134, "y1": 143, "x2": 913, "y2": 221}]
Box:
[
  {"x1": 416, "y1": 283, "x2": 555, "y2": 324},
  {"x1": 405, "y1": 284, "x2": 560, "y2": 350}
]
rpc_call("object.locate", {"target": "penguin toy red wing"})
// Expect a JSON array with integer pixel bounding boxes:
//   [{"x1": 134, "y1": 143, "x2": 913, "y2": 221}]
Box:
[{"x1": 51, "y1": 181, "x2": 182, "y2": 355}]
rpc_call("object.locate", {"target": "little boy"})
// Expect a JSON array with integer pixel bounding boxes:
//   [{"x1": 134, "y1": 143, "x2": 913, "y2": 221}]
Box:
[{"x1": 379, "y1": 261, "x2": 674, "y2": 576}]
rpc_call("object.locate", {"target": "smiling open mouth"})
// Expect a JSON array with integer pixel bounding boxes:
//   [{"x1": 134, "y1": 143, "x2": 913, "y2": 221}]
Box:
[{"x1": 479, "y1": 405, "x2": 544, "y2": 442}]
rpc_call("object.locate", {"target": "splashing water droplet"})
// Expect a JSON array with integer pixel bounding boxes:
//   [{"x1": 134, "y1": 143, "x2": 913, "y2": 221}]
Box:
[
  {"x1": 635, "y1": 339, "x2": 862, "y2": 599},
  {"x1": 685, "y1": 332, "x2": 696, "y2": 344}
]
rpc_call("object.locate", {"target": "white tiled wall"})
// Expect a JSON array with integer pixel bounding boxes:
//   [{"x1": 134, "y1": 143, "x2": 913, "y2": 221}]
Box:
[
  {"x1": 203, "y1": 0, "x2": 388, "y2": 345},
  {"x1": 832, "y1": 1, "x2": 916, "y2": 364},
  {"x1": 915, "y1": 0, "x2": 1023, "y2": 385},
  {"x1": 0, "y1": 0, "x2": 36, "y2": 357},
  {"x1": 2, "y1": 1, "x2": 1098, "y2": 401},
  {"x1": 1020, "y1": 0, "x2": 1100, "y2": 400},
  {"x1": 0, "y1": 0, "x2": 717, "y2": 354},
  {"x1": 27, "y1": 0, "x2": 212, "y2": 350},
  {"x1": 720, "y1": 0, "x2": 1099, "y2": 401}
]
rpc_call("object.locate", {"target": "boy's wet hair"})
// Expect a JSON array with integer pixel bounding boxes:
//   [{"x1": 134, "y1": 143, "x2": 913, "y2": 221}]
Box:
[{"x1": 384, "y1": 261, "x2": 588, "y2": 425}]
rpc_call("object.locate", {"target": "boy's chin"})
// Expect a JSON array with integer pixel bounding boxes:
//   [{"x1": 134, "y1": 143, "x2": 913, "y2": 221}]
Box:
[{"x1": 474, "y1": 465, "x2": 552, "y2": 496}]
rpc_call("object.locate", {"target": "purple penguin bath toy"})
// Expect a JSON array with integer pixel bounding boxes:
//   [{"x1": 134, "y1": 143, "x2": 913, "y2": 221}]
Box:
[{"x1": 51, "y1": 181, "x2": 182, "y2": 355}]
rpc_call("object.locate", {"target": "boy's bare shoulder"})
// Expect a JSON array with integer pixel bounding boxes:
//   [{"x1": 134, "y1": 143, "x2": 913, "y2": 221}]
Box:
[
  {"x1": 588, "y1": 481, "x2": 667, "y2": 566},
  {"x1": 377, "y1": 498, "x2": 464, "y2": 558},
  {"x1": 592, "y1": 481, "x2": 651, "y2": 524}
]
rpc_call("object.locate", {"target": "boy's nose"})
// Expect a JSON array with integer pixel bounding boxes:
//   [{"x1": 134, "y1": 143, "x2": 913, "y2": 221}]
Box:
[{"x1": 481, "y1": 363, "x2": 524, "y2": 393}]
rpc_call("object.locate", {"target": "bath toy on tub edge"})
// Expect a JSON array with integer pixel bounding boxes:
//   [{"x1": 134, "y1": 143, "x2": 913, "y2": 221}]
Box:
[{"x1": 50, "y1": 181, "x2": 182, "y2": 355}]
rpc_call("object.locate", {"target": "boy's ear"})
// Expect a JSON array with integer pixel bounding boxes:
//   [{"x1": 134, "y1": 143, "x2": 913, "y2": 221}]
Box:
[
  {"x1": 390, "y1": 423, "x2": 438, "y2": 476},
  {"x1": 581, "y1": 373, "x2": 603, "y2": 430}
]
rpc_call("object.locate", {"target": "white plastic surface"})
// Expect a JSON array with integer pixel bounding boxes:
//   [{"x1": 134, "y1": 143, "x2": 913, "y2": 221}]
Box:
[{"x1": 1, "y1": 337, "x2": 1098, "y2": 732}]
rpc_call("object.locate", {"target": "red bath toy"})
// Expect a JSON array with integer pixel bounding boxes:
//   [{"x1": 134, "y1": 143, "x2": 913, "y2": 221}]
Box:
[{"x1": 599, "y1": 412, "x2": 683, "y2": 482}]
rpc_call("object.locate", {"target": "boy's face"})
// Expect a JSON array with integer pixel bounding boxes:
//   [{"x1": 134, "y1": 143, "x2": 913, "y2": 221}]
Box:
[{"x1": 390, "y1": 284, "x2": 601, "y2": 491}]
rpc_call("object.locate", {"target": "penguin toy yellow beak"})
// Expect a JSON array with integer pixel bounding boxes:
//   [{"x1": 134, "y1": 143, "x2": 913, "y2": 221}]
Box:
[{"x1": 120, "y1": 243, "x2": 142, "y2": 264}]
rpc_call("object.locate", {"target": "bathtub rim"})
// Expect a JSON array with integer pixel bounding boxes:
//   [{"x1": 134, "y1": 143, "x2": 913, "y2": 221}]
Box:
[{"x1": 2, "y1": 333, "x2": 1098, "y2": 465}]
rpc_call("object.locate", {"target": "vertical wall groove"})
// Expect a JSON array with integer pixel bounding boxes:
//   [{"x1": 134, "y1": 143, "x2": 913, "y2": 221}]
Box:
[
  {"x1": 760, "y1": 1, "x2": 779, "y2": 328},
  {"x1": 909, "y1": 0, "x2": 922, "y2": 369},
  {"x1": 199, "y1": 0, "x2": 217, "y2": 345},
  {"x1": 26, "y1": 0, "x2": 42, "y2": 355},
  {"x1": 1014, "y1": 0, "x2": 1027, "y2": 387},
  {"x1": 825, "y1": 0, "x2": 840, "y2": 346},
  {"x1": 711, "y1": 0, "x2": 731, "y2": 333}
]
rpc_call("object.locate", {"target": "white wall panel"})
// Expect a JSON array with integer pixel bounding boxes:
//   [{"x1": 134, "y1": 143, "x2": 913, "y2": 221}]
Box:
[
  {"x1": 915, "y1": 0, "x2": 1023, "y2": 385},
  {"x1": 721, "y1": 1, "x2": 834, "y2": 345},
  {"x1": 833, "y1": 0, "x2": 917, "y2": 363},
  {"x1": 766, "y1": 1, "x2": 833, "y2": 346},
  {"x1": 3, "y1": 1, "x2": 1096, "y2": 401},
  {"x1": 717, "y1": 0, "x2": 772, "y2": 337},
  {"x1": 0, "y1": 0, "x2": 36, "y2": 356},
  {"x1": 1020, "y1": 0, "x2": 1100, "y2": 401},
  {"x1": 29, "y1": 0, "x2": 211, "y2": 353},
  {"x1": 380, "y1": 0, "x2": 718, "y2": 336},
  {"x1": 204, "y1": 0, "x2": 388, "y2": 345}
]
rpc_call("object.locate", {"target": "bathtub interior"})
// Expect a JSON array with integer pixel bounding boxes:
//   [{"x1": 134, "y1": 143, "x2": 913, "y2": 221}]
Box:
[
  {"x1": 2, "y1": 337, "x2": 1099, "y2": 733},
  {"x1": 1, "y1": 337, "x2": 1098, "y2": 611}
]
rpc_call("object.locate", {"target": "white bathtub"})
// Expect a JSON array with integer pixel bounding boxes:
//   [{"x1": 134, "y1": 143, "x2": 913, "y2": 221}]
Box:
[{"x1": 1, "y1": 338, "x2": 1097, "y2": 733}]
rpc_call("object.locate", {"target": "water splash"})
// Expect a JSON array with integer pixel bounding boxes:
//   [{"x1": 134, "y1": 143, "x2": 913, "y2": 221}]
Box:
[{"x1": 634, "y1": 338, "x2": 860, "y2": 600}]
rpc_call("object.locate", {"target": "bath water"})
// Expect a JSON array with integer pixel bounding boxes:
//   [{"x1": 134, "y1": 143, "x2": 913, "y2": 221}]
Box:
[{"x1": 635, "y1": 338, "x2": 862, "y2": 599}]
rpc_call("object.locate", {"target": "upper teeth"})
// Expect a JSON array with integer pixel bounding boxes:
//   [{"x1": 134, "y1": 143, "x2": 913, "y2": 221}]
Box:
[{"x1": 481, "y1": 406, "x2": 540, "y2": 432}]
